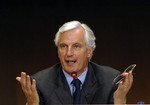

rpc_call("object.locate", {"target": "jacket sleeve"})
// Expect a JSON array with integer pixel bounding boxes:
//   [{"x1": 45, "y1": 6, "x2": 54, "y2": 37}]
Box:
[{"x1": 108, "y1": 83, "x2": 119, "y2": 104}]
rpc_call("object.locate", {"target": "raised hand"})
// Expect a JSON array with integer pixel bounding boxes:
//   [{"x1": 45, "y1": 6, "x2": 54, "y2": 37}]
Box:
[
  {"x1": 16, "y1": 72, "x2": 39, "y2": 105},
  {"x1": 114, "y1": 71, "x2": 133, "y2": 104}
]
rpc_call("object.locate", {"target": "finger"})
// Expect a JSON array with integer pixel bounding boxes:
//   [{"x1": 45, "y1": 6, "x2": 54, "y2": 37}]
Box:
[
  {"x1": 31, "y1": 79, "x2": 37, "y2": 93},
  {"x1": 125, "y1": 73, "x2": 130, "y2": 87},
  {"x1": 117, "y1": 81, "x2": 124, "y2": 90},
  {"x1": 128, "y1": 71, "x2": 133, "y2": 86},
  {"x1": 16, "y1": 77, "x2": 21, "y2": 82},
  {"x1": 20, "y1": 72, "x2": 27, "y2": 86},
  {"x1": 26, "y1": 75, "x2": 31, "y2": 90},
  {"x1": 129, "y1": 71, "x2": 133, "y2": 80},
  {"x1": 121, "y1": 73, "x2": 128, "y2": 85},
  {"x1": 118, "y1": 81, "x2": 123, "y2": 87},
  {"x1": 122, "y1": 72, "x2": 133, "y2": 91}
]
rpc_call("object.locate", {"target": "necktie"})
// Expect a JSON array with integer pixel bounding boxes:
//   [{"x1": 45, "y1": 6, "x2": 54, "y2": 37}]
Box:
[{"x1": 72, "y1": 78, "x2": 81, "y2": 105}]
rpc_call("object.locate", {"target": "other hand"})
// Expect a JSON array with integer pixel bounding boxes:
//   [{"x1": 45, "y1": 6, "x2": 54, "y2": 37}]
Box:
[
  {"x1": 16, "y1": 72, "x2": 39, "y2": 105},
  {"x1": 114, "y1": 71, "x2": 133, "y2": 104}
]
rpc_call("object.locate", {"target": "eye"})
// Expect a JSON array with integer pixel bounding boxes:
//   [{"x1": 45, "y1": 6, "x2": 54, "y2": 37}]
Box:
[
  {"x1": 73, "y1": 44, "x2": 81, "y2": 49},
  {"x1": 59, "y1": 44, "x2": 68, "y2": 49}
]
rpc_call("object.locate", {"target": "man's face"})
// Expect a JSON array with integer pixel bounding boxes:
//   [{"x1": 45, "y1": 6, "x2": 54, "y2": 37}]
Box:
[{"x1": 57, "y1": 26, "x2": 93, "y2": 76}]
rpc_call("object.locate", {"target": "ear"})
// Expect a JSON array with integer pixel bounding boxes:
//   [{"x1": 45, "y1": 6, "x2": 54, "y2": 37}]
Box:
[{"x1": 87, "y1": 48, "x2": 93, "y2": 58}]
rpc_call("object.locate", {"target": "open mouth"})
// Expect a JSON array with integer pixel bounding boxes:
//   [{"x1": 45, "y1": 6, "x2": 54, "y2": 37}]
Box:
[{"x1": 66, "y1": 60, "x2": 76, "y2": 64}]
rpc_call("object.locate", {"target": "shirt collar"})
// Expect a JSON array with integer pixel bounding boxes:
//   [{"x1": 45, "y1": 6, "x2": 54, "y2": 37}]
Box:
[{"x1": 63, "y1": 68, "x2": 88, "y2": 85}]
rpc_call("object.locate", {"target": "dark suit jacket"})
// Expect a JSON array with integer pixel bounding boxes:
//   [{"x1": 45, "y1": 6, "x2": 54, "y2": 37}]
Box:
[{"x1": 32, "y1": 62, "x2": 120, "y2": 105}]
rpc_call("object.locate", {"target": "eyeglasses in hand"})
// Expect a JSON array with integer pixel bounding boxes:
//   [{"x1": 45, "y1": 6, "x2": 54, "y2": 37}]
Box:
[{"x1": 113, "y1": 64, "x2": 136, "y2": 85}]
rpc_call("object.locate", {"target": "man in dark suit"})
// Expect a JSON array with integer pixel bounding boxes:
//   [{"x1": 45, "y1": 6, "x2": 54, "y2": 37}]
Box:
[{"x1": 16, "y1": 20, "x2": 133, "y2": 105}]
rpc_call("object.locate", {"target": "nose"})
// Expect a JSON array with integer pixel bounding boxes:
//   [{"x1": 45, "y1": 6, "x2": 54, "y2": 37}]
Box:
[{"x1": 66, "y1": 47, "x2": 73, "y2": 57}]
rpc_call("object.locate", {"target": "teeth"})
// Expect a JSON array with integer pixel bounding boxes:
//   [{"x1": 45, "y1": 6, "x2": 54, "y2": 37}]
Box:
[{"x1": 67, "y1": 61, "x2": 76, "y2": 63}]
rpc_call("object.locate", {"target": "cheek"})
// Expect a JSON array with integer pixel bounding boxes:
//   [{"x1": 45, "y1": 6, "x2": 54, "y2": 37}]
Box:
[
  {"x1": 79, "y1": 50, "x2": 92, "y2": 60},
  {"x1": 58, "y1": 50, "x2": 65, "y2": 59},
  {"x1": 58, "y1": 50, "x2": 62, "y2": 59},
  {"x1": 77, "y1": 51, "x2": 89, "y2": 59}
]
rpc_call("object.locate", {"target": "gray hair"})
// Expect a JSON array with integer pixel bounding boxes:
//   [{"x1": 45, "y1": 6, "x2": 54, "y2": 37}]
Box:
[{"x1": 54, "y1": 20, "x2": 96, "y2": 50}]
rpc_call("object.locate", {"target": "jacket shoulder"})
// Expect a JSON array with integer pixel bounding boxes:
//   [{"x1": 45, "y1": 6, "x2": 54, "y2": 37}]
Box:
[
  {"x1": 31, "y1": 63, "x2": 61, "y2": 83},
  {"x1": 89, "y1": 62, "x2": 120, "y2": 79}
]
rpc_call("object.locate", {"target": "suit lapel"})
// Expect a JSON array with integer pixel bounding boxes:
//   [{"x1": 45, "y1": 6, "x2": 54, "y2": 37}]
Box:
[
  {"x1": 80, "y1": 63, "x2": 102, "y2": 104},
  {"x1": 54, "y1": 67, "x2": 73, "y2": 104},
  {"x1": 53, "y1": 63, "x2": 102, "y2": 104}
]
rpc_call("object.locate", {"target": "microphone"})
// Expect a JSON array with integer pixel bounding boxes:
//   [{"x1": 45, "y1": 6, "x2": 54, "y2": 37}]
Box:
[
  {"x1": 71, "y1": 72, "x2": 77, "y2": 78},
  {"x1": 71, "y1": 72, "x2": 77, "y2": 96}
]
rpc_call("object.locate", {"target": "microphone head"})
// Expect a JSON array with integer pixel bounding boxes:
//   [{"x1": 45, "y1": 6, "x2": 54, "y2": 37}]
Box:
[{"x1": 71, "y1": 72, "x2": 77, "y2": 78}]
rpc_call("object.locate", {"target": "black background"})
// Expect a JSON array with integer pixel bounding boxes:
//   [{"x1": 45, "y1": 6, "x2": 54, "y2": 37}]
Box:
[{"x1": 0, "y1": 0, "x2": 150, "y2": 105}]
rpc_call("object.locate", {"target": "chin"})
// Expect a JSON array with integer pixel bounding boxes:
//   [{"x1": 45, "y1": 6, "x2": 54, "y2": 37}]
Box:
[{"x1": 65, "y1": 69, "x2": 78, "y2": 73}]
